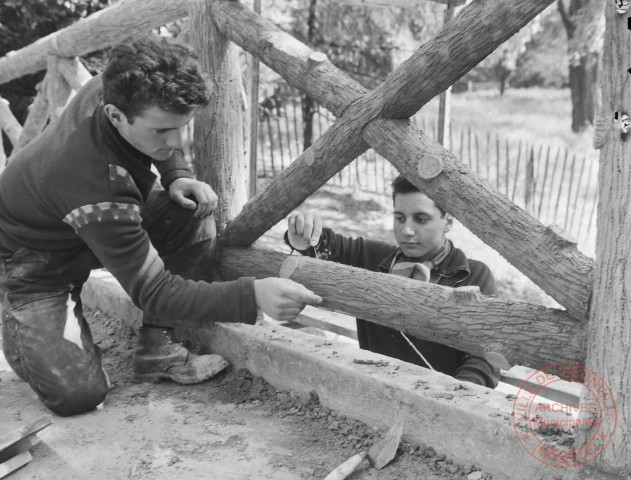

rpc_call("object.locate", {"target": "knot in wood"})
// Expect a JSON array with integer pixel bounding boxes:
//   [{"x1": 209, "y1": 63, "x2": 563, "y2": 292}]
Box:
[{"x1": 416, "y1": 154, "x2": 443, "y2": 179}]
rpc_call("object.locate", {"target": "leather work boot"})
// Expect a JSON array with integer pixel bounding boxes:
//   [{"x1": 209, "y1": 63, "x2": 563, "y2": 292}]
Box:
[{"x1": 132, "y1": 327, "x2": 228, "y2": 384}]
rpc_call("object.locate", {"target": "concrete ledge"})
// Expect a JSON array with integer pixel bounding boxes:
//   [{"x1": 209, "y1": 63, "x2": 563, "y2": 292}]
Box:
[{"x1": 82, "y1": 274, "x2": 604, "y2": 480}]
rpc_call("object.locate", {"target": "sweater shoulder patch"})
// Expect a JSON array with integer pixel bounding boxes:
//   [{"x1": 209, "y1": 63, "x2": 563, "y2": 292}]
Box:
[
  {"x1": 63, "y1": 202, "x2": 141, "y2": 232},
  {"x1": 109, "y1": 164, "x2": 136, "y2": 188}
]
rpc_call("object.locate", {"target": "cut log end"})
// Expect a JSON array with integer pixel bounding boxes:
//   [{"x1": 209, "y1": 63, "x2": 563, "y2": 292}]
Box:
[
  {"x1": 416, "y1": 154, "x2": 443, "y2": 179},
  {"x1": 308, "y1": 52, "x2": 328, "y2": 67},
  {"x1": 547, "y1": 224, "x2": 578, "y2": 247},
  {"x1": 279, "y1": 256, "x2": 298, "y2": 279}
]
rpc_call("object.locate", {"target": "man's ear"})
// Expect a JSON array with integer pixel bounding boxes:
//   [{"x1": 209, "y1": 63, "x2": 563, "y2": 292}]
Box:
[
  {"x1": 444, "y1": 213, "x2": 453, "y2": 233},
  {"x1": 103, "y1": 104, "x2": 127, "y2": 128}
]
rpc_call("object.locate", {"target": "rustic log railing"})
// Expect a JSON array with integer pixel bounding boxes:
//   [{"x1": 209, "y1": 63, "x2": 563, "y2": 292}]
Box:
[
  {"x1": 0, "y1": 0, "x2": 588, "y2": 359},
  {"x1": 1, "y1": 0, "x2": 628, "y2": 475}
]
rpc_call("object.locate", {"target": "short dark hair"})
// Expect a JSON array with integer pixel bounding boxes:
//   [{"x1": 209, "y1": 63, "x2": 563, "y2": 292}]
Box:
[
  {"x1": 391, "y1": 175, "x2": 446, "y2": 216},
  {"x1": 102, "y1": 36, "x2": 210, "y2": 121}
]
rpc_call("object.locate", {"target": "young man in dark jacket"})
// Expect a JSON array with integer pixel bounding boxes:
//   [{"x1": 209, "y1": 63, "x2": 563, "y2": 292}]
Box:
[
  {"x1": 0, "y1": 36, "x2": 320, "y2": 416},
  {"x1": 284, "y1": 175, "x2": 499, "y2": 388}
]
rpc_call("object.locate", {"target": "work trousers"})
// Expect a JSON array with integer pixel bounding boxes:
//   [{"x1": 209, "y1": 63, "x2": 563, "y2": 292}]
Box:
[{"x1": 0, "y1": 189, "x2": 215, "y2": 416}]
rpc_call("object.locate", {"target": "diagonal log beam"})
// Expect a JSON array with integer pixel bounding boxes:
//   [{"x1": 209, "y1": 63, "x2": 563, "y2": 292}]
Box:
[
  {"x1": 363, "y1": 119, "x2": 593, "y2": 319},
  {"x1": 220, "y1": 0, "x2": 556, "y2": 246},
  {"x1": 217, "y1": 0, "x2": 591, "y2": 316},
  {"x1": 0, "y1": 97, "x2": 23, "y2": 147},
  {"x1": 0, "y1": 0, "x2": 188, "y2": 86},
  {"x1": 219, "y1": 247, "x2": 586, "y2": 369}
]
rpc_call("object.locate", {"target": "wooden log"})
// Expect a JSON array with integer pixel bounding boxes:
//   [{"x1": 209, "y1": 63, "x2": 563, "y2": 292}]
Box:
[
  {"x1": 0, "y1": 97, "x2": 23, "y2": 147},
  {"x1": 279, "y1": 255, "x2": 584, "y2": 369},
  {"x1": 576, "y1": 3, "x2": 631, "y2": 472},
  {"x1": 362, "y1": 118, "x2": 593, "y2": 320},
  {"x1": 56, "y1": 57, "x2": 93, "y2": 92},
  {"x1": 206, "y1": 0, "x2": 366, "y2": 118},
  {"x1": 218, "y1": 247, "x2": 585, "y2": 369},
  {"x1": 46, "y1": 56, "x2": 73, "y2": 123},
  {"x1": 0, "y1": 415, "x2": 52, "y2": 460},
  {"x1": 220, "y1": 0, "x2": 554, "y2": 247},
  {"x1": 13, "y1": 77, "x2": 50, "y2": 154},
  {"x1": 0, "y1": 0, "x2": 188, "y2": 86},
  {"x1": 189, "y1": 0, "x2": 247, "y2": 232}
]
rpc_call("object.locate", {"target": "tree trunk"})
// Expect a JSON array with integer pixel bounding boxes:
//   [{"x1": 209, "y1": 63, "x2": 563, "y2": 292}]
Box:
[
  {"x1": 302, "y1": 0, "x2": 318, "y2": 150},
  {"x1": 558, "y1": 0, "x2": 598, "y2": 132},
  {"x1": 575, "y1": 2, "x2": 630, "y2": 475}
]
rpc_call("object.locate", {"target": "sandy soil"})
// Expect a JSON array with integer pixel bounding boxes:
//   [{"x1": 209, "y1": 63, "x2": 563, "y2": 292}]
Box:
[{"x1": 0, "y1": 308, "x2": 491, "y2": 480}]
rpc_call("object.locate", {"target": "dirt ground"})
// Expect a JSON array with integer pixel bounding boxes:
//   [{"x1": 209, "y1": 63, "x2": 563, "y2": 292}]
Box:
[{"x1": 0, "y1": 307, "x2": 492, "y2": 480}]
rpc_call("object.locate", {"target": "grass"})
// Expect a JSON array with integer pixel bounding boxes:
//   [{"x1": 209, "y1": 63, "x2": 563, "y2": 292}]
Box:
[{"x1": 256, "y1": 87, "x2": 598, "y2": 309}]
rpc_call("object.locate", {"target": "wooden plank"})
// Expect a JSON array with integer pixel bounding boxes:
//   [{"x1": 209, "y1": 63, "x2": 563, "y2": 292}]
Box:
[
  {"x1": 0, "y1": 0, "x2": 188, "y2": 86},
  {"x1": 0, "y1": 435, "x2": 40, "y2": 465},
  {"x1": 0, "y1": 451, "x2": 32, "y2": 479},
  {"x1": 0, "y1": 416, "x2": 52, "y2": 455}
]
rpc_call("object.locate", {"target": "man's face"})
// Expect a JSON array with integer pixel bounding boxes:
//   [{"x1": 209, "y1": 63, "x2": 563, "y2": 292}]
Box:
[
  {"x1": 393, "y1": 192, "x2": 451, "y2": 260},
  {"x1": 108, "y1": 105, "x2": 195, "y2": 161}
]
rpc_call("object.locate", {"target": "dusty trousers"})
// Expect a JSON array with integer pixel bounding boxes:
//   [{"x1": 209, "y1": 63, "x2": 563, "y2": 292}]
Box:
[{"x1": 0, "y1": 188, "x2": 216, "y2": 416}]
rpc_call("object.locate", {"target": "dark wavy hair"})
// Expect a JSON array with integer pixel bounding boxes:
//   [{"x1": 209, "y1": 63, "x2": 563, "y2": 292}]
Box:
[
  {"x1": 391, "y1": 175, "x2": 446, "y2": 216},
  {"x1": 102, "y1": 36, "x2": 210, "y2": 122}
]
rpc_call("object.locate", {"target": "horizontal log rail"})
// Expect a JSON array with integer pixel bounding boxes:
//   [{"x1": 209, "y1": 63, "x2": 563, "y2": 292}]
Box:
[
  {"x1": 215, "y1": 0, "x2": 591, "y2": 318},
  {"x1": 219, "y1": 247, "x2": 586, "y2": 369},
  {"x1": 0, "y1": 0, "x2": 188, "y2": 86}
]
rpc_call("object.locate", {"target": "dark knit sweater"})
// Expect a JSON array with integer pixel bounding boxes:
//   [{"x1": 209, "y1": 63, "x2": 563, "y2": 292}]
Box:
[
  {"x1": 0, "y1": 76, "x2": 257, "y2": 327},
  {"x1": 287, "y1": 228, "x2": 500, "y2": 388}
]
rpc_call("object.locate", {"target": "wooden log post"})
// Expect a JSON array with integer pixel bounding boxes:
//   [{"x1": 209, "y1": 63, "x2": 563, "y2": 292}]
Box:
[
  {"x1": 13, "y1": 77, "x2": 50, "y2": 154},
  {"x1": 56, "y1": 57, "x2": 93, "y2": 92},
  {"x1": 0, "y1": 0, "x2": 189, "y2": 87},
  {"x1": 46, "y1": 56, "x2": 73, "y2": 123},
  {"x1": 362, "y1": 118, "x2": 593, "y2": 320},
  {"x1": 0, "y1": 97, "x2": 23, "y2": 148},
  {"x1": 218, "y1": 247, "x2": 585, "y2": 369},
  {"x1": 576, "y1": 3, "x2": 631, "y2": 475},
  {"x1": 220, "y1": 0, "x2": 557, "y2": 247},
  {"x1": 189, "y1": 0, "x2": 248, "y2": 232}
]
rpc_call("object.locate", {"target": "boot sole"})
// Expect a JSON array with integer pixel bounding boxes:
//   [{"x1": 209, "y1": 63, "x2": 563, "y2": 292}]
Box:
[{"x1": 133, "y1": 360, "x2": 229, "y2": 385}]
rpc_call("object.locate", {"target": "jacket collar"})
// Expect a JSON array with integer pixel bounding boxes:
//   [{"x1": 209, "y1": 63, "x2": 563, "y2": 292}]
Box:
[{"x1": 378, "y1": 239, "x2": 470, "y2": 280}]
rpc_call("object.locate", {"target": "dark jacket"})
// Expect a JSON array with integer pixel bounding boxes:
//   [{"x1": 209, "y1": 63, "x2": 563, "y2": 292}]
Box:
[{"x1": 288, "y1": 227, "x2": 500, "y2": 388}]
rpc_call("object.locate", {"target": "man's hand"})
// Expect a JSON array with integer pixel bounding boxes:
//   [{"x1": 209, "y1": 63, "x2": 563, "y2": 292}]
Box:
[
  {"x1": 254, "y1": 278, "x2": 322, "y2": 322},
  {"x1": 287, "y1": 211, "x2": 323, "y2": 251},
  {"x1": 168, "y1": 178, "x2": 218, "y2": 219}
]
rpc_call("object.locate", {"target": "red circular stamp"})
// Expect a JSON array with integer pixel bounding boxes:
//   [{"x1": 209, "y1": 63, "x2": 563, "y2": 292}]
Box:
[{"x1": 511, "y1": 363, "x2": 617, "y2": 468}]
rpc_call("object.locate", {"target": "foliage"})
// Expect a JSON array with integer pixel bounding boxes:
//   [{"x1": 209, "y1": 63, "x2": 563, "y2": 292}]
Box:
[
  {"x1": 0, "y1": 0, "x2": 111, "y2": 127},
  {"x1": 512, "y1": 7, "x2": 568, "y2": 89}
]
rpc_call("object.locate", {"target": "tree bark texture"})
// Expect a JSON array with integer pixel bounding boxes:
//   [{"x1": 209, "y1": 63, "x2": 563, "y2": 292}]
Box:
[
  {"x1": 189, "y1": 0, "x2": 248, "y2": 232},
  {"x1": 219, "y1": 247, "x2": 585, "y2": 369},
  {"x1": 363, "y1": 118, "x2": 594, "y2": 319},
  {"x1": 0, "y1": 97, "x2": 23, "y2": 147},
  {"x1": 576, "y1": 3, "x2": 631, "y2": 475},
  {"x1": 0, "y1": 0, "x2": 188, "y2": 87},
  {"x1": 13, "y1": 79, "x2": 49, "y2": 155},
  {"x1": 45, "y1": 56, "x2": 73, "y2": 123},
  {"x1": 56, "y1": 57, "x2": 93, "y2": 92}
]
